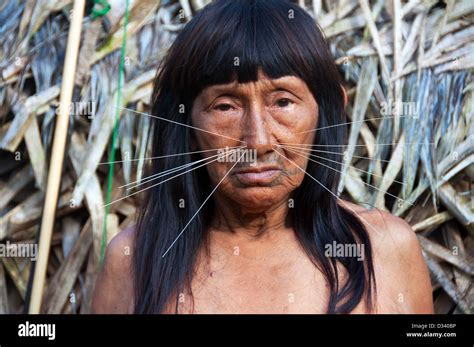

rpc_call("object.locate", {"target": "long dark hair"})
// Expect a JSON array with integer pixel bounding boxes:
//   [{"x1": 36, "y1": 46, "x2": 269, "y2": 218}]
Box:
[{"x1": 133, "y1": 0, "x2": 376, "y2": 313}]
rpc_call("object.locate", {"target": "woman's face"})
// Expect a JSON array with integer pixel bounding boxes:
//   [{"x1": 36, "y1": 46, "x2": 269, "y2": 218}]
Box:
[{"x1": 191, "y1": 69, "x2": 318, "y2": 212}]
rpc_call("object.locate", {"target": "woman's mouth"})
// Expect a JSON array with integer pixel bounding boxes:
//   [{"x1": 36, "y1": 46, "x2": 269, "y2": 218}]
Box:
[{"x1": 234, "y1": 166, "x2": 281, "y2": 185}]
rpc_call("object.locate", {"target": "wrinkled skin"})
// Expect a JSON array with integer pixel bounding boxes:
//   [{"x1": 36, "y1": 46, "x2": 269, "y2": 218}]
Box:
[
  {"x1": 91, "y1": 71, "x2": 434, "y2": 314},
  {"x1": 191, "y1": 69, "x2": 317, "y2": 230}
]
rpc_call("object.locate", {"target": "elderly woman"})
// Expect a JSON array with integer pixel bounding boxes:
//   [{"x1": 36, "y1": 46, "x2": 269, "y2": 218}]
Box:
[{"x1": 92, "y1": 0, "x2": 433, "y2": 314}]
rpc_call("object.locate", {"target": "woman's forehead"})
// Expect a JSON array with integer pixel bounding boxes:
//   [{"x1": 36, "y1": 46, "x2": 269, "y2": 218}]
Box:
[{"x1": 199, "y1": 70, "x2": 308, "y2": 97}]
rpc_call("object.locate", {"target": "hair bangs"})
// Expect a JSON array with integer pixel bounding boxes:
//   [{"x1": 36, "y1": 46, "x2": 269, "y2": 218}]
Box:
[{"x1": 172, "y1": 0, "x2": 316, "y2": 104}]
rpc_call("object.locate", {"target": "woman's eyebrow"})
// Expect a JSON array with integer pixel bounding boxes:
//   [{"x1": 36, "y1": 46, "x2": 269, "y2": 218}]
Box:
[
  {"x1": 271, "y1": 85, "x2": 305, "y2": 101},
  {"x1": 204, "y1": 78, "x2": 305, "y2": 98},
  {"x1": 204, "y1": 85, "x2": 241, "y2": 100}
]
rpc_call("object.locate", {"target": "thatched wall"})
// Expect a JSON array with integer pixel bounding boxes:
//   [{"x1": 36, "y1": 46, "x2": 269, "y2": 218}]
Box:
[{"x1": 0, "y1": 0, "x2": 472, "y2": 314}]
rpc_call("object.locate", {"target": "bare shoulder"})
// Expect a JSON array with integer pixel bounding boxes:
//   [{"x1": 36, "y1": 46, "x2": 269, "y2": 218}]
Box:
[
  {"x1": 342, "y1": 201, "x2": 418, "y2": 246},
  {"x1": 341, "y1": 201, "x2": 434, "y2": 313},
  {"x1": 91, "y1": 226, "x2": 135, "y2": 314}
]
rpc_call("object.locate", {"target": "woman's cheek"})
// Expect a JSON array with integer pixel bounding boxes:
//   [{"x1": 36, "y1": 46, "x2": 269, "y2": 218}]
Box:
[{"x1": 272, "y1": 106, "x2": 317, "y2": 140}]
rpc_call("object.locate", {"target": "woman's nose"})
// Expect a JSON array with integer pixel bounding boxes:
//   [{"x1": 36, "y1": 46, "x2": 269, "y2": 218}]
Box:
[{"x1": 241, "y1": 104, "x2": 275, "y2": 157}]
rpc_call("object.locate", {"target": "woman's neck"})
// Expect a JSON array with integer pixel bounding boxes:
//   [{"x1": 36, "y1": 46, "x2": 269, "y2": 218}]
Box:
[{"x1": 210, "y1": 192, "x2": 292, "y2": 239}]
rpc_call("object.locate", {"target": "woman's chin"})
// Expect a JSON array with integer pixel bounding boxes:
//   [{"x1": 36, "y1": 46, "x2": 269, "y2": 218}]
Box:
[{"x1": 225, "y1": 188, "x2": 289, "y2": 212}]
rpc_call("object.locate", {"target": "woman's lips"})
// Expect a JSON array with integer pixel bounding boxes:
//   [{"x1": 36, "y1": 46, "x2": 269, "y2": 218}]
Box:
[{"x1": 234, "y1": 169, "x2": 280, "y2": 184}]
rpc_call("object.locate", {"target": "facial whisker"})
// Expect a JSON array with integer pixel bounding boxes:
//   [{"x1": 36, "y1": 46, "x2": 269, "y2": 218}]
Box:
[
  {"x1": 161, "y1": 151, "x2": 247, "y2": 258},
  {"x1": 99, "y1": 145, "x2": 246, "y2": 165},
  {"x1": 278, "y1": 142, "x2": 434, "y2": 147},
  {"x1": 295, "y1": 115, "x2": 419, "y2": 135},
  {"x1": 272, "y1": 146, "x2": 390, "y2": 235},
  {"x1": 104, "y1": 148, "x2": 246, "y2": 207},
  {"x1": 120, "y1": 147, "x2": 243, "y2": 189},
  {"x1": 282, "y1": 145, "x2": 413, "y2": 205},
  {"x1": 277, "y1": 145, "x2": 392, "y2": 163},
  {"x1": 280, "y1": 145, "x2": 406, "y2": 186},
  {"x1": 125, "y1": 147, "x2": 244, "y2": 191}
]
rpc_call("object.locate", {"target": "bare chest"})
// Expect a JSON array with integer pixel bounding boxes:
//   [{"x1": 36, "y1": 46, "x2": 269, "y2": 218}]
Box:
[{"x1": 178, "y1": 249, "x2": 333, "y2": 314}]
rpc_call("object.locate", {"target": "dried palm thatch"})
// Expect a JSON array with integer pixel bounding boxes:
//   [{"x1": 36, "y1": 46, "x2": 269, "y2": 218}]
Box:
[{"x1": 0, "y1": 0, "x2": 472, "y2": 314}]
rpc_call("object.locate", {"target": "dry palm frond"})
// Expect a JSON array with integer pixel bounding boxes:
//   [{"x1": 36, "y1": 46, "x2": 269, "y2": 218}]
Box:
[{"x1": 0, "y1": 0, "x2": 472, "y2": 314}]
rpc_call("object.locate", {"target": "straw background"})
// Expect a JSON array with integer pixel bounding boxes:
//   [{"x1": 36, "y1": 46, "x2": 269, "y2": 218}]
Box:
[{"x1": 0, "y1": 0, "x2": 472, "y2": 314}]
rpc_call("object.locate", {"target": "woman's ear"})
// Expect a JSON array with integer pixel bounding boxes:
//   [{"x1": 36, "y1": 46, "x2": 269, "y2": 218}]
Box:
[{"x1": 341, "y1": 85, "x2": 348, "y2": 109}]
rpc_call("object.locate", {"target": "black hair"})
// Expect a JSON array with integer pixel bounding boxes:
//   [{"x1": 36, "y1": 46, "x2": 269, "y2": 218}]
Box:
[{"x1": 134, "y1": 0, "x2": 376, "y2": 313}]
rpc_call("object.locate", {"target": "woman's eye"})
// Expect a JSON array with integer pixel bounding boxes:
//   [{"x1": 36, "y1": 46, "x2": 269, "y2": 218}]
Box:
[
  {"x1": 276, "y1": 98, "x2": 293, "y2": 107},
  {"x1": 214, "y1": 104, "x2": 234, "y2": 112}
]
